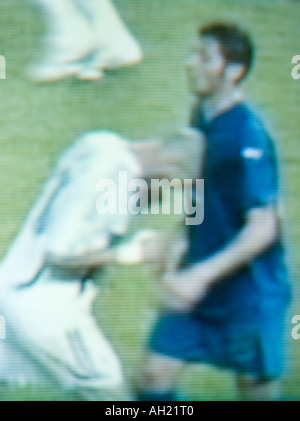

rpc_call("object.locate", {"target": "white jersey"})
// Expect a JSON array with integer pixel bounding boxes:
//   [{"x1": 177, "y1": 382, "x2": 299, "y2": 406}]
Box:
[
  {"x1": 0, "y1": 130, "x2": 141, "y2": 288},
  {"x1": 0, "y1": 130, "x2": 141, "y2": 398}
]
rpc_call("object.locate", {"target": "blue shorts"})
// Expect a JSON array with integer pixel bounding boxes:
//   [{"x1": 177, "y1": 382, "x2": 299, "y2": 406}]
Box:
[{"x1": 149, "y1": 309, "x2": 290, "y2": 380}]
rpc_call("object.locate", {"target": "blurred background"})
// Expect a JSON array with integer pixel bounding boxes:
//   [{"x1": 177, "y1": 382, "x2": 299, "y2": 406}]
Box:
[{"x1": 0, "y1": 0, "x2": 300, "y2": 401}]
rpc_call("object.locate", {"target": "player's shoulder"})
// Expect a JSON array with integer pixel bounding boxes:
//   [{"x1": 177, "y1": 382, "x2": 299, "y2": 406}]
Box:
[
  {"x1": 232, "y1": 102, "x2": 264, "y2": 131},
  {"x1": 235, "y1": 103, "x2": 273, "y2": 149}
]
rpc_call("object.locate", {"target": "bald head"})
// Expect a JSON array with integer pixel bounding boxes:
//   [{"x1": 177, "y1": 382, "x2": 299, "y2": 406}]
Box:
[{"x1": 131, "y1": 127, "x2": 205, "y2": 180}]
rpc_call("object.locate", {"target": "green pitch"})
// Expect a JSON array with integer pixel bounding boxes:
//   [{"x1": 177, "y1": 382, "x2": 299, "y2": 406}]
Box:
[{"x1": 1, "y1": 0, "x2": 300, "y2": 401}]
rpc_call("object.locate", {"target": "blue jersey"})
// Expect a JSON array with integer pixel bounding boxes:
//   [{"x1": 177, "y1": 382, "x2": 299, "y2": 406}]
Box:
[{"x1": 186, "y1": 102, "x2": 291, "y2": 319}]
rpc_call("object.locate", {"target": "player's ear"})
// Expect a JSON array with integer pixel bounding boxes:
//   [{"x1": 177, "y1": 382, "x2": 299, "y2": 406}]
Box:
[{"x1": 224, "y1": 63, "x2": 245, "y2": 83}]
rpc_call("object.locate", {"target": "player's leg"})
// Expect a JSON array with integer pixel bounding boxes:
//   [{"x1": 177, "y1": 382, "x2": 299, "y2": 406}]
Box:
[
  {"x1": 230, "y1": 303, "x2": 290, "y2": 401},
  {"x1": 76, "y1": 0, "x2": 143, "y2": 74},
  {"x1": 0, "y1": 275, "x2": 125, "y2": 400},
  {"x1": 29, "y1": 0, "x2": 94, "y2": 82},
  {"x1": 236, "y1": 374, "x2": 281, "y2": 401},
  {"x1": 64, "y1": 319, "x2": 127, "y2": 400},
  {"x1": 134, "y1": 312, "x2": 215, "y2": 401},
  {"x1": 36, "y1": 277, "x2": 127, "y2": 400},
  {"x1": 135, "y1": 352, "x2": 185, "y2": 401}
]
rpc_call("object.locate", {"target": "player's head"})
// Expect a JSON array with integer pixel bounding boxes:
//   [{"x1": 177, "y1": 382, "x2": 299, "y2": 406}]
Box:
[
  {"x1": 186, "y1": 22, "x2": 254, "y2": 95},
  {"x1": 159, "y1": 127, "x2": 205, "y2": 179},
  {"x1": 131, "y1": 128, "x2": 205, "y2": 180}
]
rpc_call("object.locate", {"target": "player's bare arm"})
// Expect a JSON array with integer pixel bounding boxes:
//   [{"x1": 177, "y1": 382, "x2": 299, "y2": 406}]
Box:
[
  {"x1": 162, "y1": 205, "x2": 279, "y2": 310},
  {"x1": 45, "y1": 230, "x2": 171, "y2": 269},
  {"x1": 45, "y1": 247, "x2": 116, "y2": 268}
]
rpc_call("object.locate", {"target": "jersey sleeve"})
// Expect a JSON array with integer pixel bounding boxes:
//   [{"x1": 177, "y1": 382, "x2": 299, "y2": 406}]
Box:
[{"x1": 236, "y1": 117, "x2": 279, "y2": 213}]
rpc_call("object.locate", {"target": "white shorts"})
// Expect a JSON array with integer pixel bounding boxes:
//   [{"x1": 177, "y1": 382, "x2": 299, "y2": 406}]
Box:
[{"x1": 0, "y1": 267, "x2": 124, "y2": 399}]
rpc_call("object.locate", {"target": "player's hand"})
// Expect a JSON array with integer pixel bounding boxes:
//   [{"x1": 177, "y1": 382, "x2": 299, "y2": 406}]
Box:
[
  {"x1": 116, "y1": 230, "x2": 165, "y2": 265},
  {"x1": 160, "y1": 290, "x2": 198, "y2": 312},
  {"x1": 161, "y1": 263, "x2": 215, "y2": 311}
]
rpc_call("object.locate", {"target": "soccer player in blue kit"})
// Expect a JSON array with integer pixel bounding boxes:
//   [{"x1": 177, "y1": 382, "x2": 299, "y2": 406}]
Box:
[{"x1": 136, "y1": 23, "x2": 292, "y2": 401}]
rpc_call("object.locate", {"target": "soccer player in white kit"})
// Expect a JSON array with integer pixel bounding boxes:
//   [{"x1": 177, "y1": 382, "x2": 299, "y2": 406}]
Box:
[
  {"x1": 0, "y1": 131, "x2": 141, "y2": 400},
  {"x1": 29, "y1": 0, "x2": 143, "y2": 82},
  {"x1": 0, "y1": 129, "x2": 204, "y2": 400}
]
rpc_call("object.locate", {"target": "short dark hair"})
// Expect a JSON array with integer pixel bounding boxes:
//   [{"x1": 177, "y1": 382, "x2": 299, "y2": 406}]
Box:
[{"x1": 199, "y1": 22, "x2": 254, "y2": 82}]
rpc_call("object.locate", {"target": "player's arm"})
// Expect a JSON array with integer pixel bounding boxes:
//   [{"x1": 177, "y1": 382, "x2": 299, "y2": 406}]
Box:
[
  {"x1": 45, "y1": 247, "x2": 117, "y2": 268},
  {"x1": 163, "y1": 205, "x2": 279, "y2": 308},
  {"x1": 164, "y1": 119, "x2": 282, "y2": 310},
  {"x1": 45, "y1": 230, "x2": 166, "y2": 268},
  {"x1": 194, "y1": 205, "x2": 278, "y2": 281}
]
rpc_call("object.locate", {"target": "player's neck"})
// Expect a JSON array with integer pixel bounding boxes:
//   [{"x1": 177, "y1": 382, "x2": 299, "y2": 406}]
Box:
[{"x1": 202, "y1": 84, "x2": 244, "y2": 122}]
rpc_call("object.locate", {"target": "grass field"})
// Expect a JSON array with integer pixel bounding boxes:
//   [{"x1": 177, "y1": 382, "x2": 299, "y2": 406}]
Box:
[{"x1": 1, "y1": 0, "x2": 300, "y2": 401}]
